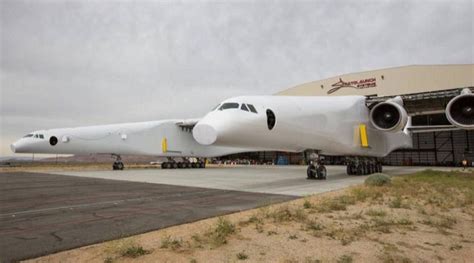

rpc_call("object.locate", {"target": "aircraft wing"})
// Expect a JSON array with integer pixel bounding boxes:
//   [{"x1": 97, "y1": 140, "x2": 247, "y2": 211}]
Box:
[
  {"x1": 367, "y1": 87, "x2": 473, "y2": 134},
  {"x1": 366, "y1": 88, "x2": 470, "y2": 116}
]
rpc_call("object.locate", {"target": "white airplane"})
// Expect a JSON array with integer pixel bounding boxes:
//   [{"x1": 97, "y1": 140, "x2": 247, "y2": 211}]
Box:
[{"x1": 10, "y1": 88, "x2": 473, "y2": 178}]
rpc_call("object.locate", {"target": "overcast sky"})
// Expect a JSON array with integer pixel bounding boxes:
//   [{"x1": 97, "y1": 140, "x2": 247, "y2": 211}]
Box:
[{"x1": 1, "y1": 0, "x2": 473, "y2": 157}]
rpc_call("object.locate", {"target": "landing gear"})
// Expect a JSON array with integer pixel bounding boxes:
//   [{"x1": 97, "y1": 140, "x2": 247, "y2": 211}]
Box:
[
  {"x1": 346, "y1": 157, "x2": 381, "y2": 176},
  {"x1": 305, "y1": 150, "x2": 327, "y2": 180},
  {"x1": 161, "y1": 158, "x2": 206, "y2": 169},
  {"x1": 112, "y1": 154, "x2": 124, "y2": 170}
]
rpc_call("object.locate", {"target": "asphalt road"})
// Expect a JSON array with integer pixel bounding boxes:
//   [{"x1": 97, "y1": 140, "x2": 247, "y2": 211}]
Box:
[{"x1": 0, "y1": 172, "x2": 295, "y2": 262}]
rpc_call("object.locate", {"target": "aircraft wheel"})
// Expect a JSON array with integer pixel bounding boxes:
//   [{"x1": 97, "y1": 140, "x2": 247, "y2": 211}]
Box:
[
  {"x1": 177, "y1": 162, "x2": 184, "y2": 169},
  {"x1": 171, "y1": 162, "x2": 178, "y2": 169},
  {"x1": 113, "y1": 163, "x2": 118, "y2": 170},
  {"x1": 191, "y1": 163, "x2": 198, "y2": 168},
  {"x1": 307, "y1": 164, "x2": 317, "y2": 179},
  {"x1": 317, "y1": 165, "x2": 327, "y2": 180},
  {"x1": 116, "y1": 162, "x2": 124, "y2": 170},
  {"x1": 347, "y1": 164, "x2": 356, "y2": 175},
  {"x1": 199, "y1": 162, "x2": 205, "y2": 168},
  {"x1": 161, "y1": 162, "x2": 168, "y2": 169},
  {"x1": 356, "y1": 165, "x2": 363, "y2": 176},
  {"x1": 186, "y1": 162, "x2": 192, "y2": 168}
]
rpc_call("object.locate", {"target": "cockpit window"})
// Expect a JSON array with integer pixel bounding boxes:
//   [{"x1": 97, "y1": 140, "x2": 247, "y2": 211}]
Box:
[
  {"x1": 219, "y1": 102, "x2": 239, "y2": 110},
  {"x1": 23, "y1": 134, "x2": 33, "y2": 138},
  {"x1": 247, "y1": 104, "x2": 257, "y2": 113},
  {"x1": 241, "y1": 104, "x2": 249, "y2": 111}
]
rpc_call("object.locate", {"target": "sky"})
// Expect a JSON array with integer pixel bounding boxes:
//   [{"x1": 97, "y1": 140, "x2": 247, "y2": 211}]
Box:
[{"x1": 0, "y1": 0, "x2": 473, "y2": 157}]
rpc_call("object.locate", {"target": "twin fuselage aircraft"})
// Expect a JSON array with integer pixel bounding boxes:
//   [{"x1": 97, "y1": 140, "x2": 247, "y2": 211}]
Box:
[{"x1": 11, "y1": 88, "x2": 473, "y2": 179}]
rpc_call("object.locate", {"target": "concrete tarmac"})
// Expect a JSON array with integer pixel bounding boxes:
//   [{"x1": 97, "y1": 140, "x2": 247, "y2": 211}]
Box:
[
  {"x1": 0, "y1": 172, "x2": 294, "y2": 262},
  {"x1": 50, "y1": 165, "x2": 435, "y2": 196},
  {"x1": 1, "y1": 165, "x2": 439, "y2": 262}
]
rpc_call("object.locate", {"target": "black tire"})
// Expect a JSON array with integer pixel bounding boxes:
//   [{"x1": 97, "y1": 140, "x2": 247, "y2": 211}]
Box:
[
  {"x1": 346, "y1": 165, "x2": 351, "y2": 175},
  {"x1": 377, "y1": 163, "x2": 383, "y2": 173},
  {"x1": 307, "y1": 164, "x2": 317, "y2": 179},
  {"x1": 161, "y1": 162, "x2": 168, "y2": 169},
  {"x1": 117, "y1": 162, "x2": 124, "y2": 170},
  {"x1": 356, "y1": 165, "x2": 363, "y2": 176},
  {"x1": 186, "y1": 162, "x2": 192, "y2": 168},
  {"x1": 192, "y1": 163, "x2": 198, "y2": 168},
  {"x1": 177, "y1": 162, "x2": 184, "y2": 168},
  {"x1": 350, "y1": 164, "x2": 356, "y2": 175},
  {"x1": 171, "y1": 162, "x2": 178, "y2": 169},
  {"x1": 317, "y1": 165, "x2": 327, "y2": 180},
  {"x1": 113, "y1": 163, "x2": 118, "y2": 170},
  {"x1": 199, "y1": 162, "x2": 205, "y2": 168}
]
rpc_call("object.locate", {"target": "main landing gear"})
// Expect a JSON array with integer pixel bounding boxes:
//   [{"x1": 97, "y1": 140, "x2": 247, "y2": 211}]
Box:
[
  {"x1": 305, "y1": 150, "x2": 327, "y2": 180},
  {"x1": 346, "y1": 157, "x2": 382, "y2": 175},
  {"x1": 112, "y1": 154, "x2": 124, "y2": 170},
  {"x1": 161, "y1": 157, "x2": 206, "y2": 169}
]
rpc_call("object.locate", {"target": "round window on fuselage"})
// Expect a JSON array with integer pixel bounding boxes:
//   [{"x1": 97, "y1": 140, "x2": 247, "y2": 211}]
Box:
[
  {"x1": 49, "y1": 136, "x2": 58, "y2": 146},
  {"x1": 266, "y1": 109, "x2": 276, "y2": 130}
]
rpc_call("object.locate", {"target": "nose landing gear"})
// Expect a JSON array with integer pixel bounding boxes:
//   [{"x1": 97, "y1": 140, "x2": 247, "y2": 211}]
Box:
[
  {"x1": 112, "y1": 154, "x2": 124, "y2": 170},
  {"x1": 305, "y1": 150, "x2": 327, "y2": 180}
]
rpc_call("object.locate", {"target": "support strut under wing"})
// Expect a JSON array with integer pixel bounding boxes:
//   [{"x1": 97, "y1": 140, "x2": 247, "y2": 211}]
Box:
[{"x1": 175, "y1": 118, "x2": 200, "y2": 131}]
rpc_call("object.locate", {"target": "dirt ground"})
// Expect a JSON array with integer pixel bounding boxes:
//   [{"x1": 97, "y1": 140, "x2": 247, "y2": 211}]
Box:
[{"x1": 25, "y1": 170, "x2": 474, "y2": 263}]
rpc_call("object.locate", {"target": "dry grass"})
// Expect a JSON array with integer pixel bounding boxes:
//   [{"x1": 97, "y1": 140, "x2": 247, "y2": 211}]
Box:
[
  {"x1": 101, "y1": 238, "x2": 151, "y2": 262},
  {"x1": 28, "y1": 169, "x2": 474, "y2": 263}
]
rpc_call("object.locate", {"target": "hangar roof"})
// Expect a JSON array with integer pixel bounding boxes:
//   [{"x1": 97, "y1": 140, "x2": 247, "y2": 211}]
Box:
[{"x1": 277, "y1": 64, "x2": 474, "y2": 97}]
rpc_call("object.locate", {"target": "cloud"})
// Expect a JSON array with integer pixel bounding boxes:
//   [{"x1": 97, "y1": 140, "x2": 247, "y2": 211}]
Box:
[{"x1": 1, "y1": 0, "x2": 473, "y2": 156}]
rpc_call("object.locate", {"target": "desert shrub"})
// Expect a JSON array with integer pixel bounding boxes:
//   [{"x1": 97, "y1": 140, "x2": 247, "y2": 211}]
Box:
[
  {"x1": 205, "y1": 217, "x2": 236, "y2": 247},
  {"x1": 337, "y1": 254, "x2": 353, "y2": 263},
  {"x1": 160, "y1": 235, "x2": 183, "y2": 250},
  {"x1": 366, "y1": 209, "x2": 387, "y2": 217},
  {"x1": 269, "y1": 206, "x2": 308, "y2": 222},
  {"x1": 365, "y1": 173, "x2": 391, "y2": 186},
  {"x1": 389, "y1": 196, "x2": 403, "y2": 208},
  {"x1": 120, "y1": 245, "x2": 150, "y2": 258},
  {"x1": 316, "y1": 195, "x2": 356, "y2": 212},
  {"x1": 305, "y1": 220, "x2": 324, "y2": 231},
  {"x1": 236, "y1": 251, "x2": 249, "y2": 260}
]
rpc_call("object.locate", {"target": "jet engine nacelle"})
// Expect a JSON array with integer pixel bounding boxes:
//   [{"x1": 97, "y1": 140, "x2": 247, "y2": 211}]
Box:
[
  {"x1": 445, "y1": 88, "x2": 474, "y2": 129},
  {"x1": 369, "y1": 96, "x2": 408, "y2": 132}
]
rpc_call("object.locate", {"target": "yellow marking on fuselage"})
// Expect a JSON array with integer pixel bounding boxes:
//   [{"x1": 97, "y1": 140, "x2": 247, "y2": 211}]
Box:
[
  {"x1": 162, "y1": 137, "x2": 168, "y2": 153},
  {"x1": 359, "y1": 124, "x2": 369, "y2": 147}
]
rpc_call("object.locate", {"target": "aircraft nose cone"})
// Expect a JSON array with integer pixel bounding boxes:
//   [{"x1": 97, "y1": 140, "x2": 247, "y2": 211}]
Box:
[
  {"x1": 193, "y1": 123, "x2": 217, "y2": 145},
  {"x1": 10, "y1": 143, "x2": 16, "y2": 153}
]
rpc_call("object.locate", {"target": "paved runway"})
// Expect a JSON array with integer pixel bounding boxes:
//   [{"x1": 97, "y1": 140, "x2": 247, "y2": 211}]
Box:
[
  {"x1": 0, "y1": 165, "x2": 437, "y2": 262},
  {"x1": 0, "y1": 172, "x2": 295, "y2": 262},
  {"x1": 49, "y1": 165, "x2": 433, "y2": 196}
]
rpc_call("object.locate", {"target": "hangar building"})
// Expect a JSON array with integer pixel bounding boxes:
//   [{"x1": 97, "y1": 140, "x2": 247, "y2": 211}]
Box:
[{"x1": 225, "y1": 64, "x2": 474, "y2": 166}]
